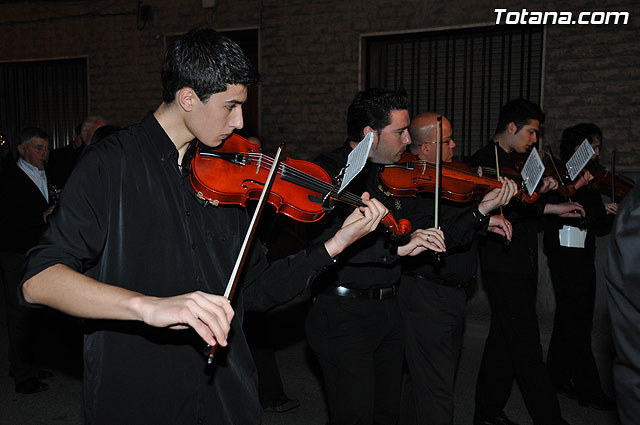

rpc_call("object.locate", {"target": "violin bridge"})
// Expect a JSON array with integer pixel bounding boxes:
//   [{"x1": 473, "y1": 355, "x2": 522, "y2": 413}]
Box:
[{"x1": 255, "y1": 155, "x2": 262, "y2": 174}]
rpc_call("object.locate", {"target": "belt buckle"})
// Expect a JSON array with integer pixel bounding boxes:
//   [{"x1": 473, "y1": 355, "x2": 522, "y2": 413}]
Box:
[{"x1": 378, "y1": 287, "x2": 390, "y2": 300}]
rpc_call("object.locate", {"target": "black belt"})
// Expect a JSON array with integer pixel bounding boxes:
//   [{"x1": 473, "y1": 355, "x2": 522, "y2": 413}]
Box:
[
  {"x1": 404, "y1": 273, "x2": 466, "y2": 289},
  {"x1": 323, "y1": 285, "x2": 398, "y2": 300}
]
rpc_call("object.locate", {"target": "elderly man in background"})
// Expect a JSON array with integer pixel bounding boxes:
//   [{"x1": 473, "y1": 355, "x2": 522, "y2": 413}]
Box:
[{"x1": 0, "y1": 127, "x2": 56, "y2": 394}]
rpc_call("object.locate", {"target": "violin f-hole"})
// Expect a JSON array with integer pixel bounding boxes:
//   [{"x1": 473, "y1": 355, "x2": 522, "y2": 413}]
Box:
[
  {"x1": 241, "y1": 179, "x2": 264, "y2": 189},
  {"x1": 412, "y1": 176, "x2": 433, "y2": 185}
]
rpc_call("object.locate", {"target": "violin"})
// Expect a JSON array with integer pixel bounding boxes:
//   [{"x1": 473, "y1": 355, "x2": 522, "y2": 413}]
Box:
[
  {"x1": 378, "y1": 151, "x2": 537, "y2": 203},
  {"x1": 587, "y1": 159, "x2": 635, "y2": 202},
  {"x1": 190, "y1": 134, "x2": 411, "y2": 237}
]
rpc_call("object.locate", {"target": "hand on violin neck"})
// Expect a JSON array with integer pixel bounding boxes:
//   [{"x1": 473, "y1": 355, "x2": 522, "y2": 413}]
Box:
[
  {"x1": 488, "y1": 215, "x2": 513, "y2": 242},
  {"x1": 323, "y1": 192, "x2": 388, "y2": 258},
  {"x1": 539, "y1": 176, "x2": 559, "y2": 194},
  {"x1": 478, "y1": 177, "x2": 518, "y2": 215},
  {"x1": 397, "y1": 227, "x2": 446, "y2": 257},
  {"x1": 574, "y1": 170, "x2": 594, "y2": 190}
]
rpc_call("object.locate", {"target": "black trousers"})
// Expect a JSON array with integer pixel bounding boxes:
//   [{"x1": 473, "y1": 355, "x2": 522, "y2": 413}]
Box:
[
  {"x1": 547, "y1": 250, "x2": 606, "y2": 400},
  {"x1": 475, "y1": 271, "x2": 562, "y2": 425},
  {"x1": 306, "y1": 293, "x2": 403, "y2": 425},
  {"x1": 0, "y1": 251, "x2": 40, "y2": 385},
  {"x1": 244, "y1": 311, "x2": 287, "y2": 408},
  {"x1": 397, "y1": 275, "x2": 467, "y2": 425}
]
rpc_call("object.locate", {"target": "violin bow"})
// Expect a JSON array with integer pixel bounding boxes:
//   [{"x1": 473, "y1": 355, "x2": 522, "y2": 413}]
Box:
[
  {"x1": 433, "y1": 116, "x2": 442, "y2": 261},
  {"x1": 206, "y1": 143, "x2": 285, "y2": 364},
  {"x1": 493, "y1": 141, "x2": 504, "y2": 217},
  {"x1": 545, "y1": 144, "x2": 574, "y2": 200},
  {"x1": 612, "y1": 150, "x2": 617, "y2": 202}
]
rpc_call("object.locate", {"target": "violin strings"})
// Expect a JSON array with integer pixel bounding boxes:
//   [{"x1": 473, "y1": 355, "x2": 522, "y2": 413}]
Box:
[
  {"x1": 245, "y1": 153, "x2": 365, "y2": 207},
  {"x1": 411, "y1": 159, "x2": 489, "y2": 179}
]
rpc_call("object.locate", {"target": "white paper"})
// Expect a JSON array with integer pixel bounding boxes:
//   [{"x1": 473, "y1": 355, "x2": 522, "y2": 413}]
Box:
[
  {"x1": 566, "y1": 139, "x2": 596, "y2": 181},
  {"x1": 520, "y1": 147, "x2": 545, "y2": 197},
  {"x1": 338, "y1": 132, "x2": 374, "y2": 193},
  {"x1": 558, "y1": 225, "x2": 586, "y2": 248}
]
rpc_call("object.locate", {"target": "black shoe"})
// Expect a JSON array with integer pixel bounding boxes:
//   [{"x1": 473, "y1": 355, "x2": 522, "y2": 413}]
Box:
[
  {"x1": 15, "y1": 377, "x2": 50, "y2": 394},
  {"x1": 9, "y1": 369, "x2": 54, "y2": 380},
  {"x1": 474, "y1": 413, "x2": 521, "y2": 425},
  {"x1": 578, "y1": 394, "x2": 616, "y2": 411},
  {"x1": 37, "y1": 369, "x2": 54, "y2": 379},
  {"x1": 263, "y1": 398, "x2": 301, "y2": 413}
]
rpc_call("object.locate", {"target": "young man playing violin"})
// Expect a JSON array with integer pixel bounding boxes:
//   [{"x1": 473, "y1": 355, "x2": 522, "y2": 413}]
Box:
[
  {"x1": 305, "y1": 88, "x2": 447, "y2": 425},
  {"x1": 470, "y1": 99, "x2": 585, "y2": 425},
  {"x1": 19, "y1": 28, "x2": 396, "y2": 425},
  {"x1": 397, "y1": 112, "x2": 518, "y2": 425}
]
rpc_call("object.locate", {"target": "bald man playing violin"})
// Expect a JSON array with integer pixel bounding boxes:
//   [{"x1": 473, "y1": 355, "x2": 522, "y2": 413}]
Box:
[{"x1": 397, "y1": 112, "x2": 518, "y2": 425}]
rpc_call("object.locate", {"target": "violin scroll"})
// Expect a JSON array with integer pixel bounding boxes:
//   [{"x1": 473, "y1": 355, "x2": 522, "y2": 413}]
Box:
[{"x1": 380, "y1": 215, "x2": 412, "y2": 239}]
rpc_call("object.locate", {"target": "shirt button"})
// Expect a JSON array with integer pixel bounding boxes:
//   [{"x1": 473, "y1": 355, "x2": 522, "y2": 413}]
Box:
[
  {"x1": 191, "y1": 244, "x2": 196, "y2": 250},
  {"x1": 185, "y1": 210, "x2": 191, "y2": 216}
]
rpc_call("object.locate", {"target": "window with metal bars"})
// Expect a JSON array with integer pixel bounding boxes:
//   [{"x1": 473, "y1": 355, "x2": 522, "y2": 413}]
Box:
[
  {"x1": 364, "y1": 25, "x2": 543, "y2": 159},
  {"x1": 0, "y1": 58, "x2": 87, "y2": 153}
]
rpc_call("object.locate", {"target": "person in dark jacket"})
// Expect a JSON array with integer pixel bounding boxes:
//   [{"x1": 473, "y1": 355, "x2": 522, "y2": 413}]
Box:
[{"x1": 0, "y1": 127, "x2": 56, "y2": 394}]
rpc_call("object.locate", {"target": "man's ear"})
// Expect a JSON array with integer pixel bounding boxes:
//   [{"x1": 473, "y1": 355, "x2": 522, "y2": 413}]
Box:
[
  {"x1": 362, "y1": 126, "x2": 378, "y2": 143},
  {"x1": 17, "y1": 143, "x2": 25, "y2": 157},
  {"x1": 363, "y1": 126, "x2": 375, "y2": 137},
  {"x1": 420, "y1": 142, "x2": 430, "y2": 156},
  {"x1": 507, "y1": 122, "x2": 517, "y2": 135},
  {"x1": 176, "y1": 88, "x2": 197, "y2": 112},
  {"x1": 351, "y1": 126, "x2": 376, "y2": 149}
]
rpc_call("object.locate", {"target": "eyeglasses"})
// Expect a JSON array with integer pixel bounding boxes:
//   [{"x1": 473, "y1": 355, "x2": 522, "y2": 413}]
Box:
[{"x1": 423, "y1": 137, "x2": 454, "y2": 145}]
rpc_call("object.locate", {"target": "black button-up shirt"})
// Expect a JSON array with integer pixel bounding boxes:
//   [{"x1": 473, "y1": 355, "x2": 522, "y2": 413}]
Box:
[
  {"x1": 470, "y1": 142, "x2": 547, "y2": 275},
  {"x1": 309, "y1": 143, "x2": 426, "y2": 290},
  {"x1": 22, "y1": 113, "x2": 334, "y2": 425},
  {"x1": 402, "y1": 198, "x2": 489, "y2": 287}
]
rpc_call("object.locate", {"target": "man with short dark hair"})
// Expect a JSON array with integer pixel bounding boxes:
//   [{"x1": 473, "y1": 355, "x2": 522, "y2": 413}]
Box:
[
  {"x1": 470, "y1": 99, "x2": 583, "y2": 425},
  {"x1": 20, "y1": 28, "x2": 388, "y2": 425},
  {"x1": 0, "y1": 126, "x2": 55, "y2": 394},
  {"x1": 306, "y1": 88, "x2": 446, "y2": 425}
]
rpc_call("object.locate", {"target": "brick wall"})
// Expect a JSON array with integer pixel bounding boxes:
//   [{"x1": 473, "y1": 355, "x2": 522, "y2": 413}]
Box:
[{"x1": 2, "y1": 0, "x2": 637, "y2": 162}]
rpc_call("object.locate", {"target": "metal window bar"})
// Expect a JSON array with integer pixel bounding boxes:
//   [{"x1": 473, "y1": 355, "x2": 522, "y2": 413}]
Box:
[{"x1": 364, "y1": 25, "x2": 543, "y2": 160}]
